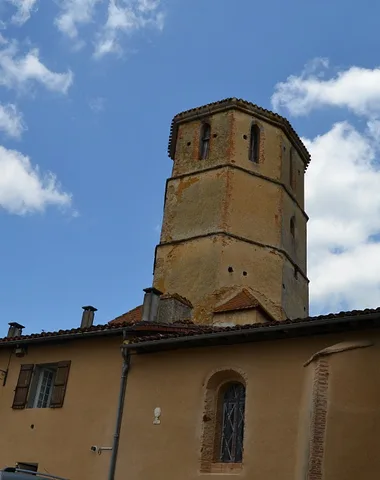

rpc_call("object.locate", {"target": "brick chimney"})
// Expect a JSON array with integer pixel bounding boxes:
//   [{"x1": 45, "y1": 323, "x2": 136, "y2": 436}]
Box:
[
  {"x1": 7, "y1": 322, "x2": 25, "y2": 338},
  {"x1": 142, "y1": 287, "x2": 163, "y2": 322},
  {"x1": 156, "y1": 294, "x2": 193, "y2": 324},
  {"x1": 81, "y1": 306, "x2": 97, "y2": 329}
]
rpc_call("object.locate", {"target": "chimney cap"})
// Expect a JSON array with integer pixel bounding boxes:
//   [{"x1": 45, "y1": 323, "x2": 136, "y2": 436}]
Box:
[
  {"x1": 82, "y1": 306, "x2": 97, "y2": 312},
  {"x1": 143, "y1": 287, "x2": 163, "y2": 296},
  {"x1": 8, "y1": 322, "x2": 25, "y2": 329}
]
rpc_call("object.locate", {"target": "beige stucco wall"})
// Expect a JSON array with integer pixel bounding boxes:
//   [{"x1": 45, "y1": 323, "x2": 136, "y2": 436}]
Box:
[
  {"x1": 0, "y1": 336, "x2": 123, "y2": 480},
  {"x1": 1, "y1": 328, "x2": 379, "y2": 480},
  {"x1": 116, "y1": 329, "x2": 380, "y2": 480},
  {"x1": 324, "y1": 346, "x2": 380, "y2": 478}
]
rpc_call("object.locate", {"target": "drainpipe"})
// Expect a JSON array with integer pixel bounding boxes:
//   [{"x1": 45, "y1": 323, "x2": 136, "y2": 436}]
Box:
[{"x1": 108, "y1": 331, "x2": 131, "y2": 480}]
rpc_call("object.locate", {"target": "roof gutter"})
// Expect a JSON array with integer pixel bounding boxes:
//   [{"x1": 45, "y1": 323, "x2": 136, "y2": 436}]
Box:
[
  {"x1": 122, "y1": 312, "x2": 380, "y2": 352},
  {"x1": 0, "y1": 327, "x2": 127, "y2": 348},
  {"x1": 0, "y1": 323, "x2": 203, "y2": 349}
]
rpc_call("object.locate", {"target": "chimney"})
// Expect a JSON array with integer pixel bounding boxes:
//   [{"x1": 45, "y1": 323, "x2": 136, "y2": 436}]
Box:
[
  {"x1": 142, "y1": 287, "x2": 163, "y2": 322},
  {"x1": 156, "y1": 294, "x2": 193, "y2": 324},
  {"x1": 7, "y1": 322, "x2": 25, "y2": 338},
  {"x1": 81, "y1": 306, "x2": 97, "y2": 329}
]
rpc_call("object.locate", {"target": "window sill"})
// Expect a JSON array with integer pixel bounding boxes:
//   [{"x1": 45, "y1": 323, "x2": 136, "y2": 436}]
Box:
[{"x1": 208, "y1": 463, "x2": 243, "y2": 474}]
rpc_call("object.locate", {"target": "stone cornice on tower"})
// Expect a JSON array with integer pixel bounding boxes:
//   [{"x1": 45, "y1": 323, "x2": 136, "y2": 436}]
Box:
[{"x1": 168, "y1": 97, "x2": 311, "y2": 170}]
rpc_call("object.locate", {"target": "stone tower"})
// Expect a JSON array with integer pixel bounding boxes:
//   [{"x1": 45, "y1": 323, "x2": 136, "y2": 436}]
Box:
[{"x1": 153, "y1": 98, "x2": 310, "y2": 323}]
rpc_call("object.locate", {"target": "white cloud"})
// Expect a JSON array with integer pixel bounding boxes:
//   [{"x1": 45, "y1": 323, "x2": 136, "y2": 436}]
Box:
[
  {"x1": 6, "y1": 0, "x2": 38, "y2": 25},
  {"x1": 94, "y1": 0, "x2": 164, "y2": 58},
  {"x1": 272, "y1": 58, "x2": 380, "y2": 118},
  {"x1": 0, "y1": 145, "x2": 72, "y2": 215},
  {"x1": 0, "y1": 103, "x2": 26, "y2": 138},
  {"x1": 304, "y1": 122, "x2": 380, "y2": 312},
  {"x1": 0, "y1": 38, "x2": 73, "y2": 94},
  {"x1": 55, "y1": 0, "x2": 102, "y2": 40},
  {"x1": 272, "y1": 60, "x2": 380, "y2": 314}
]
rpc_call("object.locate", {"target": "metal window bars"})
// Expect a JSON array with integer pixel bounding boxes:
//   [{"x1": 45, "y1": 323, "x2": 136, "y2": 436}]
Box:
[{"x1": 220, "y1": 382, "x2": 245, "y2": 463}]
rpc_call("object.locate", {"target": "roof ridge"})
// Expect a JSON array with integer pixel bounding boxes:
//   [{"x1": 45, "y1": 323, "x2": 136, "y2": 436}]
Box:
[
  {"x1": 240, "y1": 287, "x2": 257, "y2": 301},
  {"x1": 214, "y1": 288, "x2": 260, "y2": 313},
  {"x1": 126, "y1": 308, "x2": 380, "y2": 346},
  {"x1": 3, "y1": 305, "x2": 380, "y2": 347}
]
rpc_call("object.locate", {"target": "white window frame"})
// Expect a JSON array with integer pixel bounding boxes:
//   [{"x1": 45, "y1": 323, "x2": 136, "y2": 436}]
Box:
[{"x1": 32, "y1": 366, "x2": 57, "y2": 409}]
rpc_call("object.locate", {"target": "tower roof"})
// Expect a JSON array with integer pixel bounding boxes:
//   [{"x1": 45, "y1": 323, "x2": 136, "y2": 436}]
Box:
[{"x1": 168, "y1": 97, "x2": 311, "y2": 170}]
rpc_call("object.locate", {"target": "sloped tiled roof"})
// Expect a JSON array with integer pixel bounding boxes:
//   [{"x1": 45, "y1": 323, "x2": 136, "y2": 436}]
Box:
[
  {"x1": 0, "y1": 318, "x2": 201, "y2": 347},
  {"x1": 168, "y1": 97, "x2": 311, "y2": 169},
  {"x1": 0, "y1": 322, "x2": 129, "y2": 345},
  {"x1": 214, "y1": 289, "x2": 259, "y2": 313},
  {"x1": 126, "y1": 307, "x2": 380, "y2": 349},
  {"x1": 3, "y1": 303, "x2": 380, "y2": 350},
  {"x1": 109, "y1": 305, "x2": 143, "y2": 326}
]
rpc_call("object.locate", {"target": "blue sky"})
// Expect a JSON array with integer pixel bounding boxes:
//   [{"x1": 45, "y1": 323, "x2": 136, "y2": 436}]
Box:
[{"x1": 1, "y1": 0, "x2": 380, "y2": 336}]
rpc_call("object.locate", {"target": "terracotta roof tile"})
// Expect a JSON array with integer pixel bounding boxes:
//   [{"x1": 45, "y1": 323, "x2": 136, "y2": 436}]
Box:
[
  {"x1": 109, "y1": 305, "x2": 142, "y2": 326},
  {"x1": 168, "y1": 98, "x2": 311, "y2": 169},
  {"x1": 0, "y1": 318, "x2": 200, "y2": 346},
  {"x1": 127, "y1": 306, "x2": 380, "y2": 345},
  {"x1": 3, "y1": 305, "x2": 380, "y2": 349},
  {"x1": 0, "y1": 322, "x2": 129, "y2": 344},
  {"x1": 214, "y1": 289, "x2": 259, "y2": 313}
]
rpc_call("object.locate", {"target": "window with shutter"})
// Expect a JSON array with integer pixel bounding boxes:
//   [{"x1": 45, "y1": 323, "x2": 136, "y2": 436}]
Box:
[
  {"x1": 32, "y1": 366, "x2": 57, "y2": 408},
  {"x1": 50, "y1": 361, "x2": 71, "y2": 408},
  {"x1": 12, "y1": 364, "x2": 34, "y2": 409},
  {"x1": 12, "y1": 361, "x2": 71, "y2": 410}
]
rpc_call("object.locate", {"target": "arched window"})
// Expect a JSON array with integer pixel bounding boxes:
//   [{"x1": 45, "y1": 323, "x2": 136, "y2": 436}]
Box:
[
  {"x1": 201, "y1": 370, "x2": 247, "y2": 473},
  {"x1": 249, "y1": 124, "x2": 260, "y2": 163},
  {"x1": 219, "y1": 382, "x2": 246, "y2": 463},
  {"x1": 289, "y1": 147, "x2": 295, "y2": 189},
  {"x1": 200, "y1": 123, "x2": 211, "y2": 160},
  {"x1": 290, "y1": 216, "x2": 295, "y2": 238}
]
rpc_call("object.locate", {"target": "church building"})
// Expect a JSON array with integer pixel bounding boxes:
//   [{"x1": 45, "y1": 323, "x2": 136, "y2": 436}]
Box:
[{"x1": 1, "y1": 98, "x2": 380, "y2": 480}]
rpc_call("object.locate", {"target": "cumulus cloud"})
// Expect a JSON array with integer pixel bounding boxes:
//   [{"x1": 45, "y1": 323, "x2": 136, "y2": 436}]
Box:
[
  {"x1": 304, "y1": 122, "x2": 380, "y2": 313},
  {"x1": 272, "y1": 58, "x2": 380, "y2": 118},
  {"x1": 0, "y1": 145, "x2": 72, "y2": 215},
  {"x1": 6, "y1": 0, "x2": 38, "y2": 25},
  {"x1": 0, "y1": 37, "x2": 73, "y2": 94},
  {"x1": 0, "y1": 103, "x2": 26, "y2": 138},
  {"x1": 54, "y1": 0, "x2": 164, "y2": 57},
  {"x1": 55, "y1": 0, "x2": 102, "y2": 40},
  {"x1": 272, "y1": 59, "x2": 380, "y2": 314},
  {"x1": 94, "y1": 0, "x2": 164, "y2": 58}
]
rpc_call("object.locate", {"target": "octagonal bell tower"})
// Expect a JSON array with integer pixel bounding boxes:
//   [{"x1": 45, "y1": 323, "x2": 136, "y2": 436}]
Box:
[{"x1": 153, "y1": 98, "x2": 310, "y2": 323}]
